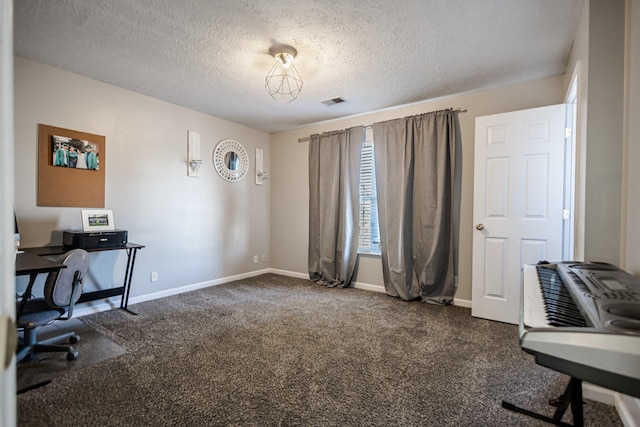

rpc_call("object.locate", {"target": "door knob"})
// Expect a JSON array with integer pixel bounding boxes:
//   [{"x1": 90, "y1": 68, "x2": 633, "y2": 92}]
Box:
[{"x1": 475, "y1": 223, "x2": 485, "y2": 230}]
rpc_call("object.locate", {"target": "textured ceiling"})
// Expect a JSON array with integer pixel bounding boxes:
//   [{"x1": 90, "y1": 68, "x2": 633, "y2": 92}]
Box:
[{"x1": 14, "y1": 0, "x2": 584, "y2": 133}]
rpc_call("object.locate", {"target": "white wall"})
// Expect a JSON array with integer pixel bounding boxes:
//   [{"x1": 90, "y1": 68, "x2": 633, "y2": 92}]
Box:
[
  {"x1": 270, "y1": 76, "x2": 565, "y2": 302},
  {"x1": 14, "y1": 57, "x2": 271, "y2": 302},
  {"x1": 624, "y1": 0, "x2": 640, "y2": 275}
]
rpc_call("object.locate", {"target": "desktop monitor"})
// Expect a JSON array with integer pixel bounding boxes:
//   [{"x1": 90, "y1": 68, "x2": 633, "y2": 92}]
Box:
[{"x1": 14, "y1": 211, "x2": 20, "y2": 249}]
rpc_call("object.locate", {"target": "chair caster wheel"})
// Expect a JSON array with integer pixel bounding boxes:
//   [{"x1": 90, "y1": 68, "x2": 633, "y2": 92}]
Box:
[
  {"x1": 69, "y1": 335, "x2": 80, "y2": 344},
  {"x1": 67, "y1": 350, "x2": 79, "y2": 361}
]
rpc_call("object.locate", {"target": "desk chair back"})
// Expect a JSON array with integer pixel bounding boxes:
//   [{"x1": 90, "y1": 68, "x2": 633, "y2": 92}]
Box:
[{"x1": 44, "y1": 249, "x2": 89, "y2": 311}]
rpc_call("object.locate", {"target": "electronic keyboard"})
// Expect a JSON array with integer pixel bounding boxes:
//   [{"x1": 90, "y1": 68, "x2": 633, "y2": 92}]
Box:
[
  {"x1": 520, "y1": 261, "x2": 640, "y2": 398},
  {"x1": 503, "y1": 261, "x2": 640, "y2": 426}
]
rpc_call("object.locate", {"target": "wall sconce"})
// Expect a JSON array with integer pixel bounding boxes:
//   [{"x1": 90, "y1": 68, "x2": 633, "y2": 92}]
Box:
[
  {"x1": 265, "y1": 45, "x2": 303, "y2": 103},
  {"x1": 187, "y1": 130, "x2": 203, "y2": 177},
  {"x1": 189, "y1": 159, "x2": 204, "y2": 174},
  {"x1": 255, "y1": 148, "x2": 268, "y2": 185}
]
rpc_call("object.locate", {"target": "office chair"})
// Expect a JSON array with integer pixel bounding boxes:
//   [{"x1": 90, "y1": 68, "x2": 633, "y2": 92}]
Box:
[{"x1": 16, "y1": 249, "x2": 90, "y2": 362}]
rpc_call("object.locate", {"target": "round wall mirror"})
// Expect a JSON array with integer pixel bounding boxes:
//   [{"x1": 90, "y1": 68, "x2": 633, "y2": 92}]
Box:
[{"x1": 213, "y1": 139, "x2": 249, "y2": 182}]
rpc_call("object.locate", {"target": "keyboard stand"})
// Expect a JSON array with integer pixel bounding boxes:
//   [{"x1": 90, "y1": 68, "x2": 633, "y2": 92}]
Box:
[{"x1": 501, "y1": 377, "x2": 584, "y2": 427}]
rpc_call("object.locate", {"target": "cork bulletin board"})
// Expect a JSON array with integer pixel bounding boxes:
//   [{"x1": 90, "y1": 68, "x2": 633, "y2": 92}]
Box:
[{"x1": 38, "y1": 124, "x2": 106, "y2": 207}]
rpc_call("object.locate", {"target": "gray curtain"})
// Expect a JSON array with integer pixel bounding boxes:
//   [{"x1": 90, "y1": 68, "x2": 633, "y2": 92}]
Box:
[
  {"x1": 372, "y1": 110, "x2": 457, "y2": 304},
  {"x1": 308, "y1": 126, "x2": 364, "y2": 287}
]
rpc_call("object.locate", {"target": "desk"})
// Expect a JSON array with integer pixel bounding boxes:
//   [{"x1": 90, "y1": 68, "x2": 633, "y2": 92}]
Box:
[
  {"x1": 15, "y1": 251, "x2": 66, "y2": 319},
  {"x1": 23, "y1": 243, "x2": 144, "y2": 315}
]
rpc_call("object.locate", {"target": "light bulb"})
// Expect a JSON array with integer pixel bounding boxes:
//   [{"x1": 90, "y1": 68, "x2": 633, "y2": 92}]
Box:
[{"x1": 276, "y1": 52, "x2": 293, "y2": 68}]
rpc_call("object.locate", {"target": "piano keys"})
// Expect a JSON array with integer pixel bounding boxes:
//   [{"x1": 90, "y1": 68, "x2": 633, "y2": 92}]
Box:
[{"x1": 522, "y1": 265, "x2": 588, "y2": 329}]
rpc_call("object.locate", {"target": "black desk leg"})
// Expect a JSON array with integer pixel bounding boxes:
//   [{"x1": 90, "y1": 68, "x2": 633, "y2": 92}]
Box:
[
  {"x1": 120, "y1": 248, "x2": 139, "y2": 315},
  {"x1": 16, "y1": 274, "x2": 38, "y2": 320}
]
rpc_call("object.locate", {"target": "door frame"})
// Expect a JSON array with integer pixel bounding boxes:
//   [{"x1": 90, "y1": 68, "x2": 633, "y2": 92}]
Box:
[
  {"x1": 563, "y1": 74, "x2": 578, "y2": 261},
  {"x1": 0, "y1": 0, "x2": 17, "y2": 424}
]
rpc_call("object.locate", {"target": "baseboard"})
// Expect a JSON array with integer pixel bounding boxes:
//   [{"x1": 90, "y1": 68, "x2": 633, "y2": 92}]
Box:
[
  {"x1": 453, "y1": 298, "x2": 472, "y2": 308},
  {"x1": 267, "y1": 269, "x2": 308, "y2": 279},
  {"x1": 275, "y1": 270, "x2": 471, "y2": 308},
  {"x1": 130, "y1": 268, "x2": 273, "y2": 303},
  {"x1": 270, "y1": 270, "x2": 387, "y2": 293},
  {"x1": 272, "y1": 271, "x2": 387, "y2": 294},
  {"x1": 353, "y1": 280, "x2": 472, "y2": 308},
  {"x1": 615, "y1": 394, "x2": 640, "y2": 427},
  {"x1": 583, "y1": 382, "x2": 616, "y2": 405},
  {"x1": 580, "y1": 382, "x2": 640, "y2": 426},
  {"x1": 73, "y1": 268, "x2": 272, "y2": 317},
  {"x1": 353, "y1": 281, "x2": 385, "y2": 293},
  {"x1": 71, "y1": 268, "x2": 472, "y2": 313}
]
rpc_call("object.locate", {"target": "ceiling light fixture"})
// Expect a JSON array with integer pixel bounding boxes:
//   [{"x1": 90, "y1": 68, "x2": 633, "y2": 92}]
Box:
[{"x1": 265, "y1": 45, "x2": 303, "y2": 103}]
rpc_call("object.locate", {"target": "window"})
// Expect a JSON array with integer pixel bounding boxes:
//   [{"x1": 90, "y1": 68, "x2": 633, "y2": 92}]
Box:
[{"x1": 358, "y1": 130, "x2": 380, "y2": 254}]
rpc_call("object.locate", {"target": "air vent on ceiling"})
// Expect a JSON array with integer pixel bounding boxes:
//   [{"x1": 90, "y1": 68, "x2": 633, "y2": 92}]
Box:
[{"x1": 321, "y1": 97, "x2": 346, "y2": 106}]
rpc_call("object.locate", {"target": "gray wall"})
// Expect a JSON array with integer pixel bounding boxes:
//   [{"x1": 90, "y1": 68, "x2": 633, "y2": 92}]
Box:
[
  {"x1": 625, "y1": 0, "x2": 640, "y2": 275},
  {"x1": 13, "y1": 0, "x2": 640, "y2": 307},
  {"x1": 269, "y1": 0, "x2": 640, "y2": 303},
  {"x1": 270, "y1": 76, "x2": 566, "y2": 303},
  {"x1": 565, "y1": 0, "x2": 634, "y2": 269},
  {"x1": 580, "y1": 0, "x2": 625, "y2": 264},
  {"x1": 14, "y1": 57, "x2": 271, "y2": 303}
]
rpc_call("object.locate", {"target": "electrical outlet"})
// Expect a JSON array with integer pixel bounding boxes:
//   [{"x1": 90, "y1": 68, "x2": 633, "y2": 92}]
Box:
[
  {"x1": 262, "y1": 254, "x2": 267, "y2": 262},
  {"x1": 253, "y1": 255, "x2": 258, "y2": 264},
  {"x1": 150, "y1": 271, "x2": 158, "y2": 282}
]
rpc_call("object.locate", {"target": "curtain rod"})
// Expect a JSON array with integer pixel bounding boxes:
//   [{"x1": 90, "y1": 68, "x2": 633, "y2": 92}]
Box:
[{"x1": 297, "y1": 108, "x2": 467, "y2": 142}]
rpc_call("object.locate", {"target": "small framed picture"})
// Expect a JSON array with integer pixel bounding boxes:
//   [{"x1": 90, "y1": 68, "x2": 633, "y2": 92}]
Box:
[{"x1": 81, "y1": 209, "x2": 115, "y2": 232}]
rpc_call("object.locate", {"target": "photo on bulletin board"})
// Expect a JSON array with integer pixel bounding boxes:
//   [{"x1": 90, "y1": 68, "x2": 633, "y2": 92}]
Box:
[
  {"x1": 52, "y1": 135, "x2": 100, "y2": 170},
  {"x1": 81, "y1": 209, "x2": 115, "y2": 232},
  {"x1": 38, "y1": 124, "x2": 105, "y2": 207}
]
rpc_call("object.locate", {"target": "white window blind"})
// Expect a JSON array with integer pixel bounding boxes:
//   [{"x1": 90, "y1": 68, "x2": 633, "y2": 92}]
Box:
[{"x1": 358, "y1": 131, "x2": 380, "y2": 254}]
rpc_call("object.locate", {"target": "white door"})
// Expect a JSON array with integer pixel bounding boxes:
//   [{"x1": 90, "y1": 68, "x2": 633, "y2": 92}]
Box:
[{"x1": 472, "y1": 104, "x2": 566, "y2": 324}]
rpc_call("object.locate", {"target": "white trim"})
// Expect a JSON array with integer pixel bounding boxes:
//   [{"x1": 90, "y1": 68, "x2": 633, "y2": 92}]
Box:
[
  {"x1": 616, "y1": 393, "x2": 640, "y2": 427},
  {"x1": 130, "y1": 268, "x2": 272, "y2": 303},
  {"x1": 268, "y1": 268, "x2": 308, "y2": 279},
  {"x1": 274, "y1": 270, "x2": 472, "y2": 307},
  {"x1": 453, "y1": 298, "x2": 472, "y2": 308},
  {"x1": 564, "y1": 61, "x2": 580, "y2": 104},
  {"x1": 583, "y1": 382, "x2": 616, "y2": 405},
  {"x1": 73, "y1": 268, "x2": 271, "y2": 317},
  {"x1": 353, "y1": 281, "x2": 384, "y2": 293},
  {"x1": 582, "y1": 383, "x2": 640, "y2": 426},
  {"x1": 620, "y1": 0, "x2": 632, "y2": 271},
  {"x1": 73, "y1": 269, "x2": 472, "y2": 317}
]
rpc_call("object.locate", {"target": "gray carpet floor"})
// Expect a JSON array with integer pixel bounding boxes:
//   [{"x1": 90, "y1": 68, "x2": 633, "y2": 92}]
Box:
[{"x1": 17, "y1": 273, "x2": 623, "y2": 426}]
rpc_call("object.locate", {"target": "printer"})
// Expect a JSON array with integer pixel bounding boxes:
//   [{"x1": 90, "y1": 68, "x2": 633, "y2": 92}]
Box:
[{"x1": 63, "y1": 229, "x2": 128, "y2": 249}]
